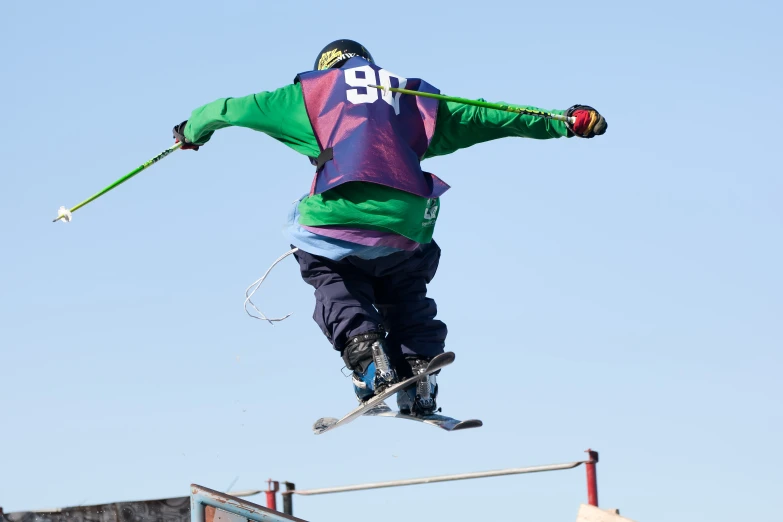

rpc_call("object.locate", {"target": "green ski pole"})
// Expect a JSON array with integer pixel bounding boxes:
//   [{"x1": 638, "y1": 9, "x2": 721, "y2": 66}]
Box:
[
  {"x1": 53, "y1": 141, "x2": 183, "y2": 222},
  {"x1": 368, "y1": 85, "x2": 576, "y2": 124}
]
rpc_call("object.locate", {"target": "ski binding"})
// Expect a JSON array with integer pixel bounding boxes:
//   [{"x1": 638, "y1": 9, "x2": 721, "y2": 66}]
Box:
[{"x1": 313, "y1": 351, "x2": 455, "y2": 435}]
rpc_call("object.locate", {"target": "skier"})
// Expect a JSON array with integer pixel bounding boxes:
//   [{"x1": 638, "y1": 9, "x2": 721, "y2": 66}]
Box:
[{"x1": 172, "y1": 39, "x2": 606, "y2": 416}]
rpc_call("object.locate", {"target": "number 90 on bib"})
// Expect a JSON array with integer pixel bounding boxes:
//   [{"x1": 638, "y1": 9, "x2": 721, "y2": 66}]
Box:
[{"x1": 344, "y1": 65, "x2": 408, "y2": 115}]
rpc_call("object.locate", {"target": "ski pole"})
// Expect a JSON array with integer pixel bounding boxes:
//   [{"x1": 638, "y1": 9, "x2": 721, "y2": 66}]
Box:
[
  {"x1": 369, "y1": 85, "x2": 576, "y2": 125},
  {"x1": 53, "y1": 141, "x2": 183, "y2": 222}
]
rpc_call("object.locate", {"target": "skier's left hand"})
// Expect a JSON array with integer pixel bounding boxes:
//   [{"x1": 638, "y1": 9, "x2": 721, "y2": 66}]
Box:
[
  {"x1": 172, "y1": 120, "x2": 201, "y2": 150},
  {"x1": 567, "y1": 105, "x2": 607, "y2": 138}
]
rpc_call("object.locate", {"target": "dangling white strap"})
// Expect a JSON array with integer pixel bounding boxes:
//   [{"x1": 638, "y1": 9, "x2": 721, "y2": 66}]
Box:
[{"x1": 244, "y1": 247, "x2": 299, "y2": 325}]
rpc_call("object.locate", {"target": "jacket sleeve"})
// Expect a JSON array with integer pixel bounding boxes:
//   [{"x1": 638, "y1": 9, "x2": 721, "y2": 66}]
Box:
[
  {"x1": 424, "y1": 99, "x2": 570, "y2": 159},
  {"x1": 183, "y1": 83, "x2": 320, "y2": 158}
]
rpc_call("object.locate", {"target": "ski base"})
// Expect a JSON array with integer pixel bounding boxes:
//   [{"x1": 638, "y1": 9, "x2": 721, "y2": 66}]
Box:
[{"x1": 364, "y1": 401, "x2": 483, "y2": 432}]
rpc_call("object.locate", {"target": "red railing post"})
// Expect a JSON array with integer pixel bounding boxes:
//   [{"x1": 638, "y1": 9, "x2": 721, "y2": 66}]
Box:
[
  {"x1": 585, "y1": 449, "x2": 599, "y2": 507},
  {"x1": 265, "y1": 479, "x2": 279, "y2": 511}
]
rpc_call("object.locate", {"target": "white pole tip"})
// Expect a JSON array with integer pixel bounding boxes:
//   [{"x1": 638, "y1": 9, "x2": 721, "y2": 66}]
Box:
[{"x1": 57, "y1": 206, "x2": 72, "y2": 223}]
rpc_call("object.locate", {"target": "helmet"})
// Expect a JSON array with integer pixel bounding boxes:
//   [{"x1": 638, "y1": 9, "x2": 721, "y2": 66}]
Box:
[{"x1": 314, "y1": 39, "x2": 374, "y2": 71}]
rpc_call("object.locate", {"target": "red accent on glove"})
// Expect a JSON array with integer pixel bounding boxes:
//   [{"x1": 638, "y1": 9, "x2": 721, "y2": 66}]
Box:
[
  {"x1": 572, "y1": 109, "x2": 594, "y2": 137},
  {"x1": 175, "y1": 138, "x2": 200, "y2": 151}
]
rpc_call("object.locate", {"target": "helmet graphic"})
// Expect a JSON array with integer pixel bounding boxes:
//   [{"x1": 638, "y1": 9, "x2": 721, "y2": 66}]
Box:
[{"x1": 314, "y1": 39, "x2": 374, "y2": 71}]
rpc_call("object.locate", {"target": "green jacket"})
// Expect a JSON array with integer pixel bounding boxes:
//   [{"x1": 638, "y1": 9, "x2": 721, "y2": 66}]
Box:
[{"x1": 185, "y1": 83, "x2": 568, "y2": 243}]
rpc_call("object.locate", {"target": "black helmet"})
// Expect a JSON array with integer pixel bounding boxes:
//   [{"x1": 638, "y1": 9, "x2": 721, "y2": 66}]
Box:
[{"x1": 314, "y1": 39, "x2": 374, "y2": 71}]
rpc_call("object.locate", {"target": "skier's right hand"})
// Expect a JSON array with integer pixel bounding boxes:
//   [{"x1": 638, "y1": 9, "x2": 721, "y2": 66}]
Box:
[
  {"x1": 172, "y1": 120, "x2": 201, "y2": 150},
  {"x1": 566, "y1": 105, "x2": 607, "y2": 138}
]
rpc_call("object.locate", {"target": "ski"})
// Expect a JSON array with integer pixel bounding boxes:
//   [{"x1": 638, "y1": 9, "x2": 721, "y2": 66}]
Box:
[
  {"x1": 313, "y1": 351, "x2": 455, "y2": 435},
  {"x1": 363, "y1": 401, "x2": 483, "y2": 432}
]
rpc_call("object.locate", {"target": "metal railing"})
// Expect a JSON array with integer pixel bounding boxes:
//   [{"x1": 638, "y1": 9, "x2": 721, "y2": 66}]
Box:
[{"x1": 231, "y1": 449, "x2": 600, "y2": 516}]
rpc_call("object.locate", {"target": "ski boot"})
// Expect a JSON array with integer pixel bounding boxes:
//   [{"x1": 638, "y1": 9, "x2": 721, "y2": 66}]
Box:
[
  {"x1": 342, "y1": 331, "x2": 398, "y2": 402},
  {"x1": 397, "y1": 356, "x2": 439, "y2": 416}
]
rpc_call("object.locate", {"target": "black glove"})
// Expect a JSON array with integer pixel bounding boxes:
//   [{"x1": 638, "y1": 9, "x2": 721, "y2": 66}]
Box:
[
  {"x1": 566, "y1": 105, "x2": 607, "y2": 138},
  {"x1": 172, "y1": 120, "x2": 201, "y2": 150}
]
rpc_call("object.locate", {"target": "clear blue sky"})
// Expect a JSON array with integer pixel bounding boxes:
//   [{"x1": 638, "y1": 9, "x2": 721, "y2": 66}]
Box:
[{"x1": 1, "y1": 1, "x2": 781, "y2": 521}]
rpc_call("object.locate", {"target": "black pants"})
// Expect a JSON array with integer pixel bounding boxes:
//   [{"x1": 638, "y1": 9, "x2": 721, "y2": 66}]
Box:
[{"x1": 294, "y1": 241, "x2": 447, "y2": 362}]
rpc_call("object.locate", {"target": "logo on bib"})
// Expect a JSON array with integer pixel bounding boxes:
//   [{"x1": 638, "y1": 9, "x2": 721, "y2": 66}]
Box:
[{"x1": 423, "y1": 199, "x2": 439, "y2": 226}]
